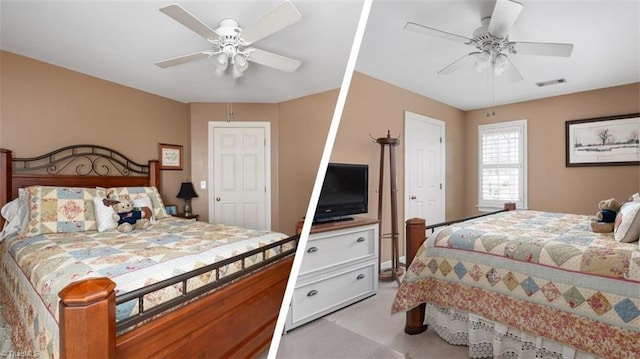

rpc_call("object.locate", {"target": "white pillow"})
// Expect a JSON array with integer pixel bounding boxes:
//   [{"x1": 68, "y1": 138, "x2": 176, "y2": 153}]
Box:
[
  {"x1": 93, "y1": 197, "x2": 118, "y2": 232},
  {"x1": 133, "y1": 196, "x2": 156, "y2": 223},
  {"x1": 614, "y1": 201, "x2": 640, "y2": 243},
  {"x1": 0, "y1": 190, "x2": 28, "y2": 240}
]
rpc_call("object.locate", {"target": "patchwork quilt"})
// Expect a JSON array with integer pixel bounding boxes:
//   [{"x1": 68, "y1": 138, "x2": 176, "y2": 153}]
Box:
[
  {"x1": 392, "y1": 210, "x2": 640, "y2": 358},
  {"x1": 0, "y1": 217, "x2": 290, "y2": 358}
]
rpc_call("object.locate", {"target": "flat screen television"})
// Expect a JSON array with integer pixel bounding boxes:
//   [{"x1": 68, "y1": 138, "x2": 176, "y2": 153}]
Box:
[{"x1": 314, "y1": 163, "x2": 368, "y2": 223}]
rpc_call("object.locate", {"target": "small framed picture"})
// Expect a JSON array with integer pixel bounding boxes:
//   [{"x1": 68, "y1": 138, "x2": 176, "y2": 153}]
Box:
[
  {"x1": 165, "y1": 205, "x2": 177, "y2": 216},
  {"x1": 159, "y1": 143, "x2": 183, "y2": 170}
]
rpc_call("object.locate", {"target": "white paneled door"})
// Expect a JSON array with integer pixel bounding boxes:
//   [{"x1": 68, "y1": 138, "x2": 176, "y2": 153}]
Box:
[
  {"x1": 404, "y1": 111, "x2": 445, "y2": 225},
  {"x1": 209, "y1": 122, "x2": 270, "y2": 230}
]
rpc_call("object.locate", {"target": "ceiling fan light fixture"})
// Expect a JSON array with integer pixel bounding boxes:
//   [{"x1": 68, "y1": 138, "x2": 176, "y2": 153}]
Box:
[
  {"x1": 233, "y1": 53, "x2": 249, "y2": 72},
  {"x1": 156, "y1": 2, "x2": 303, "y2": 77},
  {"x1": 473, "y1": 50, "x2": 492, "y2": 73},
  {"x1": 493, "y1": 53, "x2": 509, "y2": 75},
  {"x1": 231, "y1": 53, "x2": 249, "y2": 79},
  {"x1": 213, "y1": 53, "x2": 229, "y2": 76}
]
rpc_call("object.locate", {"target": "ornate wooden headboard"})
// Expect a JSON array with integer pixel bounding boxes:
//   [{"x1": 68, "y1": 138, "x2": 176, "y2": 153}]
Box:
[{"x1": 0, "y1": 145, "x2": 160, "y2": 226}]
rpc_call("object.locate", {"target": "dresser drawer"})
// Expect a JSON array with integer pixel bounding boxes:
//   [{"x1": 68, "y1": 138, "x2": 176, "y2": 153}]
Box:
[
  {"x1": 300, "y1": 224, "x2": 376, "y2": 274},
  {"x1": 290, "y1": 262, "x2": 376, "y2": 327}
]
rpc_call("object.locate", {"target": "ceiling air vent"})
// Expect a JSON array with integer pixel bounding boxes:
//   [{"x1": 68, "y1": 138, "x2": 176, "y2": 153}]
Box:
[{"x1": 536, "y1": 78, "x2": 567, "y2": 87}]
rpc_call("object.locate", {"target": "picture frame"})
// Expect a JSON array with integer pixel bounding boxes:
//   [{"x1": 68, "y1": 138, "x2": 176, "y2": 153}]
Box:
[
  {"x1": 159, "y1": 143, "x2": 183, "y2": 170},
  {"x1": 165, "y1": 205, "x2": 177, "y2": 216},
  {"x1": 565, "y1": 113, "x2": 640, "y2": 167}
]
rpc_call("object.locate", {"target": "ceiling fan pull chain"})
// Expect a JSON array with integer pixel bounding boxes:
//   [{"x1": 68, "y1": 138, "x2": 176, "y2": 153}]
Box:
[{"x1": 227, "y1": 102, "x2": 234, "y2": 123}]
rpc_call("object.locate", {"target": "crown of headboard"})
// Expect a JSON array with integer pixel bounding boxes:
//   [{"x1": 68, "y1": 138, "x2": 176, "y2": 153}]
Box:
[{"x1": 0, "y1": 145, "x2": 160, "y2": 225}]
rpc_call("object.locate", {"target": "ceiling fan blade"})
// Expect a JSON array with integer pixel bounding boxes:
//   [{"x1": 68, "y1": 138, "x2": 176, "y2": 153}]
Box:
[
  {"x1": 510, "y1": 41, "x2": 574, "y2": 57},
  {"x1": 241, "y1": 0, "x2": 302, "y2": 44},
  {"x1": 487, "y1": 0, "x2": 524, "y2": 38},
  {"x1": 438, "y1": 53, "x2": 479, "y2": 74},
  {"x1": 160, "y1": 4, "x2": 219, "y2": 41},
  {"x1": 404, "y1": 22, "x2": 472, "y2": 44},
  {"x1": 502, "y1": 57, "x2": 524, "y2": 82},
  {"x1": 155, "y1": 51, "x2": 214, "y2": 69},
  {"x1": 246, "y1": 48, "x2": 301, "y2": 72}
]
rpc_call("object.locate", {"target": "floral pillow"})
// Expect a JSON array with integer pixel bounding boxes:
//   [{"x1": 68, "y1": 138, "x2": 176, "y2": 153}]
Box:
[
  {"x1": 22, "y1": 186, "x2": 104, "y2": 236},
  {"x1": 106, "y1": 186, "x2": 168, "y2": 220}
]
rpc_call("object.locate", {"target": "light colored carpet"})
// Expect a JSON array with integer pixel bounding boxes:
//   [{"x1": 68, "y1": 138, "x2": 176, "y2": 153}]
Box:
[
  {"x1": 277, "y1": 318, "x2": 405, "y2": 359},
  {"x1": 274, "y1": 280, "x2": 470, "y2": 359}
]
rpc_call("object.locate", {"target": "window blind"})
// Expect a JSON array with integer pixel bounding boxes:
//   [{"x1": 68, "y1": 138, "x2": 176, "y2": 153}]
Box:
[{"x1": 478, "y1": 120, "x2": 527, "y2": 210}]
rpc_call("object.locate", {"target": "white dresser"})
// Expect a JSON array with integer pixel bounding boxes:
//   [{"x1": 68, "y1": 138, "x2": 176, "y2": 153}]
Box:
[{"x1": 285, "y1": 217, "x2": 379, "y2": 331}]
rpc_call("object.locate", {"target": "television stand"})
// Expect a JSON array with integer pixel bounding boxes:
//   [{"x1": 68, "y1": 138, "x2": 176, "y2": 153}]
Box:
[
  {"x1": 287, "y1": 217, "x2": 379, "y2": 331},
  {"x1": 312, "y1": 216, "x2": 354, "y2": 225}
]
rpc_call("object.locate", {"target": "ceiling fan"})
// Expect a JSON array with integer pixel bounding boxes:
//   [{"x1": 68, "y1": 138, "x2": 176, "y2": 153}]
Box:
[
  {"x1": 156, "y1": 1, "x2": 302, "y2": 78},
  {"x1": 404, "y1": 0, "x2": 574, "y2": 82}
]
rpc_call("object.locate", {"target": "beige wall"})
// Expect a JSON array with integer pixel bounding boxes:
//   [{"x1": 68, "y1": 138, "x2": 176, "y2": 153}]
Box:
[
  {"x1": 464, "y1": 83, "x2": 640, "y2": 216},
  {"x1": 0, "y1": 51, "x2": 189, "y2": 202},
  {"x1": 277, "y1": 89, "x2": 338, "y2": 235},
  {"x1": 329, "y1": 72, "x2": 466, "y2": 262}
]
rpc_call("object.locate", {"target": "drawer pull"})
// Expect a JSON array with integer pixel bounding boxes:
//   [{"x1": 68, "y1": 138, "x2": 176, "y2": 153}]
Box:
[
  {"x1": 356, "y1": 237, "x2": 366, "y2": 243},
  {"x1": 307, "y1": 247, "x2": 318, "y2": 253},
  {"x1": 307, "y1": 290, "x2": 318, "y2": 297},
  {"x1": 357, "y1": 274, "x2": 365, "y2": 280}
]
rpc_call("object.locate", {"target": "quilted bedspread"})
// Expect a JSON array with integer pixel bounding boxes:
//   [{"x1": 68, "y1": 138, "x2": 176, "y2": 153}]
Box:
[
  {"x1": 0, "y1": 217, "x2": 289, "y2": 357},
  {"x1": 392, "y1": 210, "x2": 640, "y2": 358}
]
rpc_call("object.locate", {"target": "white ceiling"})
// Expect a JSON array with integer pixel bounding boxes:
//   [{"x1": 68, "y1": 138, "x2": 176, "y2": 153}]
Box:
[
  {"x1": 1, "y1": 0, "x2": 639, "y2": 110},
  {"x1": 0, "y1": 0, "x2": 364, "y2": 104},
  {"x1": 357, "y1": 0, "x2": 640, "y2": 110}
]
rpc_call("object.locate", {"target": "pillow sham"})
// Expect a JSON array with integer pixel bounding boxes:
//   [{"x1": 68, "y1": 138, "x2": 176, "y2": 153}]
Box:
[
  {"x1": 614, "y1": 201, "x2": 640, "y2": 243},
  {"x1": 93, "y1": 197, "x2": 119, "y2": 232},
  {"x1": 107, "y1": 186, "x2": 168, "y2": 220},
  {"x1": 22, "y1": 186, "x2": 103, "y2": 236}
]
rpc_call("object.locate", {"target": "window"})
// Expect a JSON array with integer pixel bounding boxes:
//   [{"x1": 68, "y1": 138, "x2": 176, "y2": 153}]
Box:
[{"x1": 478, "y1": 120, "x2": 527, "y2": 211}]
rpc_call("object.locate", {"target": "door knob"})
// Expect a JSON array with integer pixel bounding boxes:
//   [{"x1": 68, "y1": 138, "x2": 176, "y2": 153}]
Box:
[
  {"x1": 410, "y1": 195, "x2": 417, "y2": 200},
  {"x1": 216, "y1": 197, "x2": 221, "y2": 201}
]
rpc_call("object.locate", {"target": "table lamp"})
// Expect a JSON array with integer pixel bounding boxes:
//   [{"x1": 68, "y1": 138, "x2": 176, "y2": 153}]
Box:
[{"x1": 176, "y1": 182, "x2": 198, "y2": 216}]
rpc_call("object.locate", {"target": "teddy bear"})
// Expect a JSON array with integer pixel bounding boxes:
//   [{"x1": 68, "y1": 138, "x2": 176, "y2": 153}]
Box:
[
  {"x1": 112, "y1": 199, "x2": 151, "y2": 232},
  {"x1": 590, "y1": 198, "x2": 621, "y2": 233}
]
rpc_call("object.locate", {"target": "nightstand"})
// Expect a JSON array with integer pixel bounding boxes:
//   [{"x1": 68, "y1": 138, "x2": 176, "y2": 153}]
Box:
[{"x1": 174, "y1": 213, "x2": 199, "y2": 220}]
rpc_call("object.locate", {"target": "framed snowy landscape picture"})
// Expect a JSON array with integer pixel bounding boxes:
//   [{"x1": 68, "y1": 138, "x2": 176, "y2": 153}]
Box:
[{"x1": 566, "y1": 113, "x2": 640, "y2": 167}]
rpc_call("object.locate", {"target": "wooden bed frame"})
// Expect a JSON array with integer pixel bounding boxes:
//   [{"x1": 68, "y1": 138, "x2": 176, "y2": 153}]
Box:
[{"x1": 0, "y1": 145, "x2": 297, "y2": 359}]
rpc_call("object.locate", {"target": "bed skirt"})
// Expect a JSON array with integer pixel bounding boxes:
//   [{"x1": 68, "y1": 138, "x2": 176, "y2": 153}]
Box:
[{"x1": 424, "y1": 303, "x2": 600, "y2": 359}]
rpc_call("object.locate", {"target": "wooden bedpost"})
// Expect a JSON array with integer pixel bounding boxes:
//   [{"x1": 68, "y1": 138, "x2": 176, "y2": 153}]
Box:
[
  {"x1": 504, "y1": 202, "x2": 516, "y2": 211},
  {"x1": 0, "y1": 149, "x2": 11, "y2": 228},
  {"x1": 149, "y1": 159, "x2": 160, "y2": 189},
  {"x1": 404, "y1": 218, "x2": 428, "y2": 334},
  {"x1": 59, "y1": 278, "x2": 117, "y2": 359}
]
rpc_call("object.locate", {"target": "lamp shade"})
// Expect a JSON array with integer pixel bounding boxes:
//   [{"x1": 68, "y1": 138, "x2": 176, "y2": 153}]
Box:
[
  {"x1": 176, "y1": 182, "x2": 198, "y2": 199},
  {"x1": 213, "y1": 53, "x2": 229, "y2": 76}
]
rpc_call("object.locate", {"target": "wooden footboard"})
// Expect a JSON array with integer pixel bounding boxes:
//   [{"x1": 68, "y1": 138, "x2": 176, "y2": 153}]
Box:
[
  {"x1": 59, "y1": 256, "x2": 293, "y2": 359},
  {"x1": 403, "y1": 203, "x2": 516, "y2": 335}
]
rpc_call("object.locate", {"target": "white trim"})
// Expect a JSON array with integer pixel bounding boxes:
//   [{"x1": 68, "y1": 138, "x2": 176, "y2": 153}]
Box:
[
  {"x1": 477, "y1": 119, "x2": 528, "y2": 210},
  {"x1": 208, "y1": 121, "x2": 272, "y2": 230}
]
